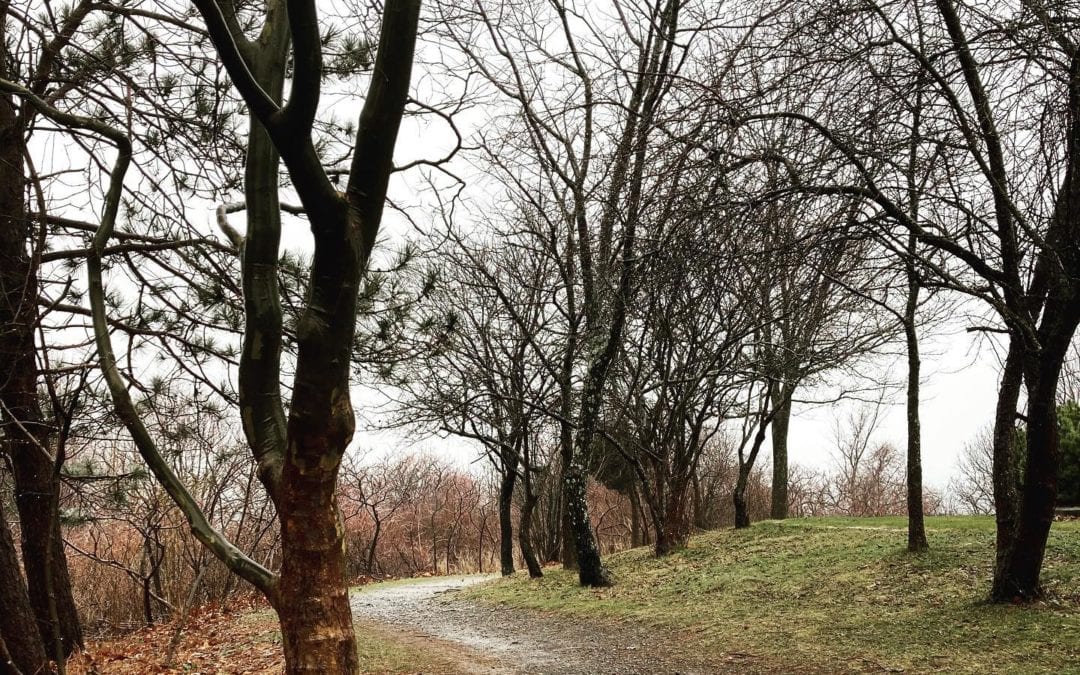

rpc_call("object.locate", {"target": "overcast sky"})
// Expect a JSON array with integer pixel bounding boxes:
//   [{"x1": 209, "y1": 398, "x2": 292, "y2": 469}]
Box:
[
  {"x1": 190, "y1": 25, "x2": 1021, "y2": 496},
  {"x1": 325, "y1": 89, "x2": 1012, "y2": 494},
  {"x1": 348, "y1": 320, "x2": 1003, "y2": 492}
]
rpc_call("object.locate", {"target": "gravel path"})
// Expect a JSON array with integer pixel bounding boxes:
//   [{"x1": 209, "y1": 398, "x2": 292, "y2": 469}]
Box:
[{"x1": 349, "y1": 575, "x2": 747, "y2": 674}]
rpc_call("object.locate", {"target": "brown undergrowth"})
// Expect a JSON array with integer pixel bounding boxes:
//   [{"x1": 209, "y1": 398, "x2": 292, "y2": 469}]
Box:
[
  {"x1": 67, "y1": 594, "x2": 473, "y2": 674},
  {"x1": 68, "y1": 599, "x2": 281, "y2": 675}
]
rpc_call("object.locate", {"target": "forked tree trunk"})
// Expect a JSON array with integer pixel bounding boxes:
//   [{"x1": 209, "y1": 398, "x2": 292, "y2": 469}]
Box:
[
  {"x1": 519, "y1": 489, "x2": 543, "y2": 578},
  {"x1": 992, "y1": 52, "x2": 1080, "y2": 599},
  {"x1": 993, "y1": 293, "x2": 1080, "y2": 601},
  {"x1": 735, "y1": 392, "x2": 772, "y2": 530},
  {"x1": 993, "y1": 369, "x2": 1060, "y2": 600}
]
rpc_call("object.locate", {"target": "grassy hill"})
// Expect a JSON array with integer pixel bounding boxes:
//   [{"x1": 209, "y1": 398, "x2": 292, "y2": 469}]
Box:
[{"x1": 462, "y1": 516, "x2": 1080, "y2": 674}]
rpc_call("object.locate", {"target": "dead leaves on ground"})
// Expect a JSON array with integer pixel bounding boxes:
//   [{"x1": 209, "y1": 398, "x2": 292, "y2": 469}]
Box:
[{"x1": 68, "y1": 602, "x2": 283, "y2": 674}]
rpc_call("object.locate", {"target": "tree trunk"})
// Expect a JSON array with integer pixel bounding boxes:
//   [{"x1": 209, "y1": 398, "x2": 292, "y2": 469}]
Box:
[
  {"x1": 989, "y1": 40, "x2": 1080, "y2": 602},
  {"x1": 140, "y1": 532, "x2": 166, "y2": 625},
  {"x1": 629, "y1": 484, "x2": 643, "y2": 547},
  {"x1": 992, "y1": 292, "x2": 1080, "y2": 601},
  {"x1": 564, "y1": 464, "x2": 607, "y2": 586},
  {"x1": 0, "y1": 63, "x2": 82, "y2": 659},
  {"x1": 769, "y1": 388, "x2": 793, "y2": 520},
  {"x1": 904, "y1": 242, "x2": 928, "y2": 553},
  {"x1": 276, "y1": 476, "x2": 358, "y2": 673},
  {"x1": 0, "y1": 499, "x2": 47, "y2": 675},
  {"x1": 10, "y1": 438, "x2": 84, "y2": 655},
  {"x1": 498, "y1": 463, "x2": 517, "y2": 576},
  {"x1": 140, "y1": 546, "x2": 154, "y2": 625},
  {"x1": 735, "y1": 392, "x2": 772, "y2": 530},
  {"x1": 519, "y1": 490, "x2": 543, "y2": 578},
  {"x1": 557, "y1": 356, "x2": 579, "y2": 570},
  {"x1": 991, "y1": 336, "x2": 1025, "y2": 578},
  {"x1": 993, "y1": 363, "x2": 1059, "y2": 600},
  {"x1": 733, "y1": 469, "x2": 751, "y2": 530},
  {"x1": 564, "y1": 317, "x2": 626, "y2": 586},
  {"x1": 541, "y1": 477, "x2": 562, "y2": 564},
  {"x1": 558, "y1": 461, "x2": 579, "y2": 570},
  {"x1": 655, "y1": 479, "x2": 691, "y2": 555},
  {"x1": 366, "y1": 517, "x2": 381, "y2": 575}
]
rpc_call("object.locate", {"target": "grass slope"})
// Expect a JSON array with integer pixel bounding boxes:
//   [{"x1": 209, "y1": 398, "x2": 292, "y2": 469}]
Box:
[{"x1": 463, "y1": 516, "x2": 1080, "y2": 674}]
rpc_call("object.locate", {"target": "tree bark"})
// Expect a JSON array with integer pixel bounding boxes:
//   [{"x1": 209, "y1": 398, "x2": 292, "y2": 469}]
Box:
[
  {"x1": 0, "y1": 499, "x2": 46, "y2": 675},
  {"x1": 519, "y1": 488, "x2": 543, "y2": 578},
  {"x1": 498, "y1": 464, "x2": 517, "y2": 576},
  {"x1": 7, "y1": 396, "x2": 83, "y2": 659},
  {"x1": 563, "y1": 463, "x2": 607, "y2": 585},
  {"x1": 904, "y1": 235, "x2": 928, "y2": 553},
  {"x1": 991, "y1": 48, "x2": 1080, "y2": 599},
  {"x1": 769, "y1": 387, "x2": 793, "y2": 520},
  {"x1": 558, "y1": 429, "x2": 578, "y2": 570},
  {"x1": 991, "y1": 337, "x2": 1025, "y2": 579},
  {"x1": 630, "y1": 484, "x2": 643, "y2": 547},
  {"x1": 276, "y1": 470, "x2": 358, "y2": 673},
  {"x1": 993, "y1": 292, "x2": 1080, "y2": 600},
  {"x1": 0, "y1": 49, "x2": 82, "y2": 659},
  {"x1": 735, "y1": 387, "x2": 774, "y2": 530},
  {"x1": 366, "y1": 516, "x2": 381, "y2": 575},
  {"x1": 733, "y1": 470, "x2": 751, "y2": 529},
  {"x1": 655, "y1": 478, "x2": 691, "y2": 555}
]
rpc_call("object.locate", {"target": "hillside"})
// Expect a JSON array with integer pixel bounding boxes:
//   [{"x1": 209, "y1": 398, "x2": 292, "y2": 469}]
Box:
[
  {"x1": 69, "y1": 517, "x2": 1080, "y2": 673},
  {"x1": 463, "y1": 517, "x2": 1080, "y2": 674}
]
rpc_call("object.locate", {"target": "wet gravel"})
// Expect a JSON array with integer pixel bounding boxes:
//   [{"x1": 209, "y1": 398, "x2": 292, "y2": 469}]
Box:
[{"x1": 349, "y1": 575, "x2": 733, "y2": 674}]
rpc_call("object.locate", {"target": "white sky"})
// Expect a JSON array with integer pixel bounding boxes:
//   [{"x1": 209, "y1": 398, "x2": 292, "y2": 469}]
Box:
[
  {"x1": 348, "y1": 316, "x2": 1005, "y2": 492},
  {"x1": 783, "y1": 327, "x2": 1002, "y2": 491}
]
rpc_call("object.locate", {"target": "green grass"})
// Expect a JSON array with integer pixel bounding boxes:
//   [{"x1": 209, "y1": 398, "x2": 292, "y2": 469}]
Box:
[
  {"x1": 239, "y1": 607, "x2": 463, "y2": 674},
  {"x1": 354, "y1": 620, "x2": 463, "y2": 674},
  {"x1": 462, "y1": 516, "x2": 1080, "y2": 674}
]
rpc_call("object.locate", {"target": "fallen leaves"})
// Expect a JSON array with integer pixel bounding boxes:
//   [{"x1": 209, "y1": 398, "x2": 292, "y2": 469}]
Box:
[{"x1": 68, "y1": 602, "x2": 283, "y2": 675}]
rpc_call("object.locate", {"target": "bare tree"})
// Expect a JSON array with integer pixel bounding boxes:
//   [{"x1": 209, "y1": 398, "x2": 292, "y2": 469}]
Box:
[
  {"x1": 392, "y1": 232, "x2": 558, "y2": 577},
  {"x1": 0, "y1": 1, "x2": 422, "y2": 671},
  {"x1": 950, "y1": 426, "x2": 996, "y2": 515},
  {"x1": 720, "y1": 0, "x2": 1080, "y2": 601},
  {"x1": 444, "y1": 0, "x2": 700, "y2": 585}
]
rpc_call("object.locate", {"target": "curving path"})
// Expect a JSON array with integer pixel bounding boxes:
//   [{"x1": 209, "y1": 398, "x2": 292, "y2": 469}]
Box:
[{"x1": 349, "y1": 575, "x2": 746, "y2": 674}]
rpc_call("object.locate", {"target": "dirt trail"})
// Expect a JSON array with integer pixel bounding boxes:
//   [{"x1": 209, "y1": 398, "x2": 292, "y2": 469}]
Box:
[{"x1": 349, "y1": 575, "x2": 731, "y2": 674}]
